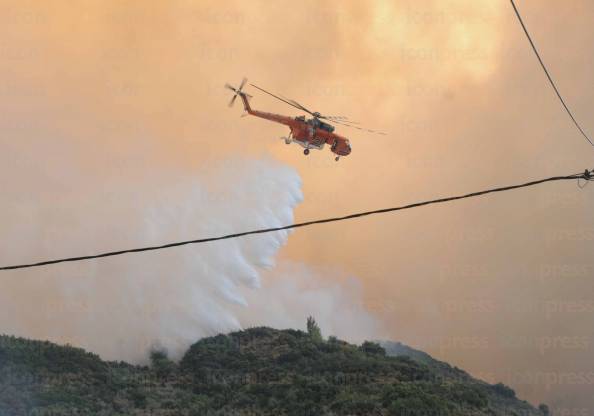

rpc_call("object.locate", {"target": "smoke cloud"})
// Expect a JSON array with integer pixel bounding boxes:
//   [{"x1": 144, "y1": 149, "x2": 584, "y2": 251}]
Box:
[{"x1": 239, "y1": 262, "x2": 382, "y2": 344}]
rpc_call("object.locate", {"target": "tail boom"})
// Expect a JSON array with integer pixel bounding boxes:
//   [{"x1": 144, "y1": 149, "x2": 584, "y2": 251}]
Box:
[{"x1": 240, "y1": 93, "x2": 294, "y2": 126}]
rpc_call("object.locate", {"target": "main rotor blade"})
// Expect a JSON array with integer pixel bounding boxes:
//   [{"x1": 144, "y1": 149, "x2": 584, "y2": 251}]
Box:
[
  {"x1": 228, "y1": 94, "x2": 237, "y2": 107},
  {"x1": 325, "y1": 116, "x2": 360, "y2": 124},
  {"x1": 283, "y1": 96, "x2": 315, "y2": 115},
  {"x1": 225, "y1": 83, "x2": 237, "y2": 92},
  {"x1": 238, "y1": 77, "x2": 247, "y2": 91},
  {"x1": 326, "y1": 118, "x2": 386, "y2": 135},
  {"x1": 250, "y1": 83, "x2": 315, "y2": 116},
  {"x1": 249, "y1": 82, "x2": 386, "y2": 135}
]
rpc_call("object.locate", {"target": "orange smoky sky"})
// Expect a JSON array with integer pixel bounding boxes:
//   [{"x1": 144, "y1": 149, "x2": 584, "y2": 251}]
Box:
[{"x1": 1, "y1": 0, "x2": 593, "y2": 410}]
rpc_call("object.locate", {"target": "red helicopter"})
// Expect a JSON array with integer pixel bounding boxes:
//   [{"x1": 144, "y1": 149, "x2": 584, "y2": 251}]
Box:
[{"x1": 225, "y1": 78, "x2": 385, "y2": 161}]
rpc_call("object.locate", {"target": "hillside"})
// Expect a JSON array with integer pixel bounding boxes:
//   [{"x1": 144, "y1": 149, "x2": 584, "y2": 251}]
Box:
[{"x1": 0, "y1": 327, "x2": 547, "y2": 415}]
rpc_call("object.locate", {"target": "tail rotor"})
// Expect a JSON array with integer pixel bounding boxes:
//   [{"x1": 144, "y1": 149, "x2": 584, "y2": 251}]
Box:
[{"x1": 225, "y1": 77, "x2": 251, "y2": 108}]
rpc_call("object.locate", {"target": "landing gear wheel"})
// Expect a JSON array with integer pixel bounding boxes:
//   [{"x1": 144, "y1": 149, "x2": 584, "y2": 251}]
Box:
[
  {"x1": 304, "y1": 149, "x2": 310, "y2": 155},
  {"x1": 335, "y1": 156, "x2": 340, "y2": 161}
]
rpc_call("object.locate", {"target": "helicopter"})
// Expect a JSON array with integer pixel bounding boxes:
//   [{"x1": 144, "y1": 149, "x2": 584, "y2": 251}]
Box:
[{"x1": 225, "y1": 78, "x2": 385, "y2": 161}]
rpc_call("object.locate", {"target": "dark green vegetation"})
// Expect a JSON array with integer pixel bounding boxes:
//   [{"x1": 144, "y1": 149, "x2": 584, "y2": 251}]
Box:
[{"x1": 1, "y1": 325, "x2": 546, "y2": 416}]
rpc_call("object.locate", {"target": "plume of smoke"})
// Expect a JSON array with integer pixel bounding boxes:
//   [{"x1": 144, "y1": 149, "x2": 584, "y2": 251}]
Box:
[
  {"x1": 0, "y1": 157, "x2": 380, "y2": 363},
  {"x1": 238, "y1": 262, "x2": 382, "y2": 344}
]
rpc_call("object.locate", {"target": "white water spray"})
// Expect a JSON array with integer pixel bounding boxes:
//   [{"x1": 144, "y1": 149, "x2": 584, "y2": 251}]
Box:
[{"x1": 0, "y1": 158, "x2": 379, "y2": 362}]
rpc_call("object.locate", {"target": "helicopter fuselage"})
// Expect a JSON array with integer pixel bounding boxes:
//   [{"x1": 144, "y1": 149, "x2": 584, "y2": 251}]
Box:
[{"x1": 239, "y1": 93, "x2": 351, "y2": 158}]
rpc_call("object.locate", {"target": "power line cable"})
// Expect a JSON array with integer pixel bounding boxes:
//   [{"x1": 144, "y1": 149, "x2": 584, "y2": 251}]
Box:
[
  {"x1": 510, "y1": 0, "x2": 594, "y2": 147},
  {"x1": 1, "y1": 169, "x2": 591, "y2": 271}
]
